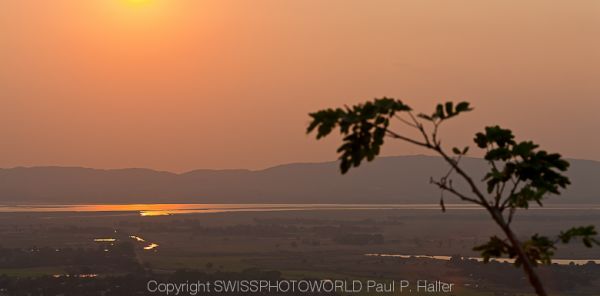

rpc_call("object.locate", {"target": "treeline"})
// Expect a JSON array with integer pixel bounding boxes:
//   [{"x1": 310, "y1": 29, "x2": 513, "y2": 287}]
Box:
[
  {"x1": 126, "y1": 219, "x2": 383, "y2": 243},
  {"x1": 0, "y1": 269, "x2": 335, "y2": 296},
  {"x1": 0, "y1": 243, "x2": 139, "y2": 272},
  {"x1": 446, "y1": 257, "x2": 600, "y2": 292}
]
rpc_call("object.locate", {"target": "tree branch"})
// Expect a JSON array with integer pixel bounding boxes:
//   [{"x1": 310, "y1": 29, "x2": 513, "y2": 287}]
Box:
[
  {"x1": 385, "y1": 130, "x2": 432, "y2": 148},
  {"x1": 431, "y1": 178, "x2": 484, "y2": 205},
  {"x1": 500, "y1": 179, "x2": 521, "y2": 211},
  {"x1": 394, "y1": 114, "x2": 418, "y2": 128},
  {"x1": 408, "y1": 112, "x2": 432, "y2": 146},
  {"x1": 433, "y1": 146, "x2": 490, "y2": 210}
]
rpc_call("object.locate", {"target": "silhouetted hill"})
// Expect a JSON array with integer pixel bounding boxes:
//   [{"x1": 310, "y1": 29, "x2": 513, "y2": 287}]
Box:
[{"x1": 0, "y1": 156, "x2": 598, "y2": 204}]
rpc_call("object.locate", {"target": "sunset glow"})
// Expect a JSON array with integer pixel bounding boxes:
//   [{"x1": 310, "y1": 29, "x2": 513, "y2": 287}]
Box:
[
  {"x1": 2, "y1": 2, "x2": 599, "y2": 295},
  {"x1": 126, "y1": 0, "x2": 152, "y2": 5},
  {"x1": 1, "y1": 1, "x2": 599, "y2": 172}
]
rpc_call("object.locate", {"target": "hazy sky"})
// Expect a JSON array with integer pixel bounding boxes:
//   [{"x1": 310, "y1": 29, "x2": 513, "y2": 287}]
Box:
[{"x1": 1, "y1": 0, "x2": 599, "y2": 172}]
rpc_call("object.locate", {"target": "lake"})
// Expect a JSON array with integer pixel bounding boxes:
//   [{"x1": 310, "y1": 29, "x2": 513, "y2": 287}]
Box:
[
  {"x1": 0, "y1": 203, "x2": 598, "y2": 216},
  {"x1": 365, "y1": 253, "x2": 600, "y2": 266}
]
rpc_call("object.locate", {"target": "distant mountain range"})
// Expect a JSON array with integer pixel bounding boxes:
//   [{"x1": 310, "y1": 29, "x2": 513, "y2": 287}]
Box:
[{"x1": 0, "y1": 156, "x2": 598, "y2": 204}]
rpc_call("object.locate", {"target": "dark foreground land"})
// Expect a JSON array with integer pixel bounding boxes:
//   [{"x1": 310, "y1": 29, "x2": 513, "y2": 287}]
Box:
[{"x1": 0, "y1": 208, "x2": 599, "y2": 295}]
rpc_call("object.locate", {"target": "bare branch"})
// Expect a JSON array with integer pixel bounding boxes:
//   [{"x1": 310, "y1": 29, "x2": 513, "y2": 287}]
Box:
[
  {"x1": 443, "y1": 154, "x2": 462, "y2": 181},
  {"x1": 407, "y1": 112, "x2": 432, "y2": 146},
  {"x1": 507, "y1": 207, "x2": 517, "y2": 225},
  {"x1": 432, "y1": 121, "x2": 441, "y2": 147},
  {"x1": 500, "y1": 179, "x2": 521, "y2": 211},
  {"x1": 433, "y1": 146, "x2": 490, "y2": 210},
  {"x1": 385, "y1": 130, "x2": 432, "y2": 148},
  {"x1": 394, "y1": 114, "x2": 418, "y2": 128},
  {"x1": 431, "y1": 178, "x2": 484, "y2": 205}
]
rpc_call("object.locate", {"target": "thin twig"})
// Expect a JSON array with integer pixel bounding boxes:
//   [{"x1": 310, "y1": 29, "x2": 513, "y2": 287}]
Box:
[
  {"x1": 501, "y1": 179, "x2": 521, "y2": 210},
  {"x1": 385, "y1": 130, "x2": 431, "y2": 148},
  {"x1": 434, "y1": 146, "x2": 490, "y2": 209},
  {"x1": 394, "y1": 114, "x2": 418, "y2": 128},
  {"x1": 407, "y1": 112, "x2": 432, "y2": 146},
  {"x1": 431, "y1": 179, "x2": 483, "y2": 205}
]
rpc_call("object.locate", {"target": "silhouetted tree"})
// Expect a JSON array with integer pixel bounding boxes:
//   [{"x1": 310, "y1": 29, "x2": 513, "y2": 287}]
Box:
[{"x1": 307, "y1": 98, "x2": 598, "y2": 296}]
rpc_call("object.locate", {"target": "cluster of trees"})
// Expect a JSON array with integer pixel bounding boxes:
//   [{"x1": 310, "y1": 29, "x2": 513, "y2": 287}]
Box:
[
  {"x1": 333, "y1": 233, "x2": 384, "y2": 245},
  {"x1": 447, "y1": 256, "x2": 600, "y2": 292},
  {"x1": 133, "y1": 219, "x2": 381, "y2": 243},
  {"x1": 0, "y1": 268, "x2": 327, "y2": 296},
  {"x1": 0, "y1": 243, "x2": 139, "y2": 272}
]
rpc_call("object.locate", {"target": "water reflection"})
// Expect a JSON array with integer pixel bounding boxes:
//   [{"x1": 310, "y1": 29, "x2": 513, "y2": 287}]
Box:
[
  {"x1": 1, "y1": 203, "x2": 598, "y2": 216},
  {"x1": 93, "y1": 238, "x2": 116, "y2": 242},
  {"x1": 140, "y1": 211, "x2": 171, "y2": 216},
  {"x1": 53, "y1": 274, "x2": 98, "y2": 278},
  {"x1": 129, "y1": 235, "x2": 158, "y2": 251},
  {"x1": 129, "y1": 235, "x2": 145, "y2": 242},
  {"x1": 143, "y1": 243, "x2": 159, "y2": 250},
  {"x1": 365, "y1": 253, "x2": 600, "y2": 266}
]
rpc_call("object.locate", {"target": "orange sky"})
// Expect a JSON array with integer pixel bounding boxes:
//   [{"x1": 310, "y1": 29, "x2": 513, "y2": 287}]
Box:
[{"x1": 1, "y1": 0, "x2": 599, "y2": 172}]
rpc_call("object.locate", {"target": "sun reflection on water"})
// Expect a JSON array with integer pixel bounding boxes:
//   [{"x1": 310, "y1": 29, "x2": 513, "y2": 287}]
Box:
[{"x1": 140, "y1": 211, "x2": 170, "y2": 216}]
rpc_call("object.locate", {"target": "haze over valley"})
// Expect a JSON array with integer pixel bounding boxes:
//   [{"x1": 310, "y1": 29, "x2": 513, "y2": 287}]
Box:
[{"x1": 1, "y1": 155, "x2": 598, "y2": 204}]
